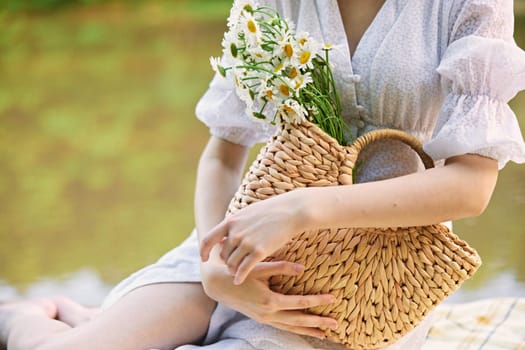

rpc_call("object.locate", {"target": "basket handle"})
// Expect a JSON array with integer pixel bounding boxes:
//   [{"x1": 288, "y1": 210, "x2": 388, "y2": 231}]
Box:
[{"x1": 346, "y1": 129, "x2": 435, "y2": 170}]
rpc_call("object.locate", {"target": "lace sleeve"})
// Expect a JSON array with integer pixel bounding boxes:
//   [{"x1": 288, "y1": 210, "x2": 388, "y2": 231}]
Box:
[
  {"x1": 423, "y1": 0, "x2": 525, "y2": 169},
  {"x1": 195, "y1": 73, "x2": 276, "y2": 147}
]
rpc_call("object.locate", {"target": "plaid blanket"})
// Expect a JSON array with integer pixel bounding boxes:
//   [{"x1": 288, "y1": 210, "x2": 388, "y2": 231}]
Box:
[{"x1": 424, "y1": 298, "x2": 525, "y2": 350}]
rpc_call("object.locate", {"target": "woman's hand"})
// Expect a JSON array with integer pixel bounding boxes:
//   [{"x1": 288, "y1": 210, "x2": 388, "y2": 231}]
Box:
[
  {"x1": 200, "y1": 190, "x2": 309, "y2": 285},
  {"x1": 200, "y1": 256, "x2": 338, "y2": 339}
]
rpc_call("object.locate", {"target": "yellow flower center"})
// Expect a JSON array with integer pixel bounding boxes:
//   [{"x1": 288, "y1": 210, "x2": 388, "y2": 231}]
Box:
[
  {"x1": 299, "y1": 51, "x2": 311, "y2": 65},
  {"x1": 289, "y1": 68, "x2": 298, "y2": 79},
  {"x1": 299, "y1": 38, "x2": 308, "y2": 46},
  {"x1": 295, "y1": 77, "x2": 304, "y2": 89},
  {"x1": 266, "y1": 89, "x2": 273, "y2": 100},
  {"x1": 283, "y1": 105, "x2": 295, "y2": 114},
  {"x1": 279, "y1": 84, "x2": 290, "y2": 96},
  {"x1": 274, "y1": 64, "x2": 283, "y2": 73},
  {"x1": 247, "y1": 20, "x2": 257, "y2": 33},
  {"x1": 284, "y1": 43, "x2": 293, "y2": 58}
]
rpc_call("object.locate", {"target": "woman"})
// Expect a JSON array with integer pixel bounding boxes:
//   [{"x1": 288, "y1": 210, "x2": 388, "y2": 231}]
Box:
[{"x1": 1, "y1": 0, "x2": 524, "y2": 349}]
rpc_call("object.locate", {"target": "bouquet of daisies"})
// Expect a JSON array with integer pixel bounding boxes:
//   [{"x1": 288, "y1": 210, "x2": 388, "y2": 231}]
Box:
[{"x1": 210, "y1": 0, "x2": 350, "y2": 145}]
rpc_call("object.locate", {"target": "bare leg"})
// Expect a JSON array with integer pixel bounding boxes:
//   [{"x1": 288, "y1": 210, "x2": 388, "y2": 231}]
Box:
[
  {"x1": 0, "y1": 301, "x2": 70, "y2": 350},
  {"x1": 0, "y1": 282, "x2": 216, "y2": 350},
  {"x1": 0, "y1": 299, "x2": 63, "y2": 350}
]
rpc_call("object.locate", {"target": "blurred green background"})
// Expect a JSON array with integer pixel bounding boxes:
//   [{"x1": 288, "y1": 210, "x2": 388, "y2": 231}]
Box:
[{"x1": 0, "y1": 0, "x2": 524, "y2": 305}]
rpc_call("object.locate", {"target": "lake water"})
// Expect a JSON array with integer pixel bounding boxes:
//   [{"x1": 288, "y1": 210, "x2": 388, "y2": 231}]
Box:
[{"x1": 1, "y1": 2, "x2": 524, "y2": 306}]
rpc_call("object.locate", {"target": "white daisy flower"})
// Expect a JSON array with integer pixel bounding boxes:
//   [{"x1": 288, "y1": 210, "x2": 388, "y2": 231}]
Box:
[
  {"x1": 296, "y1": 31, "x2": 311, "y2": 47},
  {"x1": 257, "y1": 77, "x2": 279, "y2": 104},
  {"x1": 209, "y1": 56, "x2": 227, "y2": 78},
  {"x1": 228, "y1": 0, "x2": 257, "y2": 28},
  {"x1": 290, "y1": 71, "x2": 313, "y2": 91},
  {"x1": 274, "y1": 78, "x2": 297, "y2": 101},
  {"x1": 245, "y1": 46, "x2": 272, "y2": 65},
  {"x1": 240, "y1": 12, "x2": 262, "y2": 47},
  {"x1": 272, "y1": 60, "x2": 286, "y2": 74},
  {"x1": 277, "y1": 99, "x2": 308, "y2": 124},
  {"x1": 275, "y1": 33, "x2": 295, "y2": 63},
  {"x1": 292, "y1": 36, "x2": 323, "y2": 69}
]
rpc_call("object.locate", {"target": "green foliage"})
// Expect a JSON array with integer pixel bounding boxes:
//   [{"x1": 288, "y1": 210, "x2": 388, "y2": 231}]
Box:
[
  {"x1": 304, "y1": 52, "x2": 348, "y2": 145},
  {"x1": 2, "y1": 0, "x2": 102, "y2": 11},
  {"x1": 0, "y1": 0, "x2": 232, "y2": 12}
]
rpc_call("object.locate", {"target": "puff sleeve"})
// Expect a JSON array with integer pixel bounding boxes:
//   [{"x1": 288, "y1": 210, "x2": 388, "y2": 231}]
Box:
[
  {"x1": 423, "y1": 0, "x2": 525, "y2": 169},
  {"x1": 195, "y1": 73, "x2": 276, "y2": 147}
]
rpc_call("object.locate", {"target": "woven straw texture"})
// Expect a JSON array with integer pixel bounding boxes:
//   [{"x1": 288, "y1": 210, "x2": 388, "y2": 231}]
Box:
[{"x1": 226, "y1": 120, "x2": 482, "y2": 350}]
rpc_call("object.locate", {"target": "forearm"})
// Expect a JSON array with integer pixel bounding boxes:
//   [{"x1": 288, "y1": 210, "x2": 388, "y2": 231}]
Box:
[
  {"x1": 194, "y1": 136, "x2": 249, "y2": 242},
  {"x1": 297, "y1": 154, "x2": 499, "y2": 230},
  {"x1": 199, "y1": 153, "x2": 498, "y2": 286}
]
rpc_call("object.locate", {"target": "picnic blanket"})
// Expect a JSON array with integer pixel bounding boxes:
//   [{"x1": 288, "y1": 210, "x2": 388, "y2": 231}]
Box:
[
  {"x1": 423, "y1": 298, "x2": 525, "y2": 350},
  {"x1": 172, "y1": 298, "x2": 525, "y2": 350}
]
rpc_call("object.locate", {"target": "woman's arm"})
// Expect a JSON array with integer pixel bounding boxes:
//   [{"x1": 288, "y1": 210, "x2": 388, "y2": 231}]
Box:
[
  {"x1": 194, "y1": 135, "x2": 249, "y2": 239},
  {"x1": 200, "y1": 153, "x2": 499, "y2": 284},
  {"x1": 301, "y1": 153, "x2": 498, "y2": 229}
]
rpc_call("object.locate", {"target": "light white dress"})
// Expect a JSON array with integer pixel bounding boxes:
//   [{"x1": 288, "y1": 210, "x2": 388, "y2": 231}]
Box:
[{"x1": 102, "y1": 0, "x2": 525, "y2": 349}]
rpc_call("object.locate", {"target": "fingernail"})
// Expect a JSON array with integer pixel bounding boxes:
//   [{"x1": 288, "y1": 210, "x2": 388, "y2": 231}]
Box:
[
  {"x1": 329, "y1": 296, "x2": 336, "y2": 303},
  {"x1": 294, "y1": 264, "x2": 305, "y2": 272}
]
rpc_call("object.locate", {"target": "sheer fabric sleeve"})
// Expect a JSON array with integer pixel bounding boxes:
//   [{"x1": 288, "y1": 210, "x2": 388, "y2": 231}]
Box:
[
  {"x1": 195, "y1": 73, "x2": 276, "y2": 147},
  {"x1": 424, "y1": 0, "x2": 525, "y2": 169}
]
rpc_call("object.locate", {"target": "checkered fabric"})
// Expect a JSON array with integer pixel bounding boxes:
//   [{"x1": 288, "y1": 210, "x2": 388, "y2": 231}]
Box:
[{"x1": 424, "y1": 298, "x2": 525, "y2": 350}]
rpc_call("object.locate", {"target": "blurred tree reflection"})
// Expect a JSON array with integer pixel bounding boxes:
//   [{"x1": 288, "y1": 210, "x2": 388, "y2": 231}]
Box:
[{"x1": 1, "y1": 0, "x2": 232, "y2": 12}]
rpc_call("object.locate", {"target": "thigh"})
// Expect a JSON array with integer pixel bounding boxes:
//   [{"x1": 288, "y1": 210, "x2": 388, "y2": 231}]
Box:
[{"x1": 44, "y1": 282, "x2": 216, "y2": 350}]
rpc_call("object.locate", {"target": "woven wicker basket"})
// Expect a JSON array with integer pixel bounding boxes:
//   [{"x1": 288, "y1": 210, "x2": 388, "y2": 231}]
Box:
[{"x1": 226, "y1": 119, "x2": 481, "y2": 350}]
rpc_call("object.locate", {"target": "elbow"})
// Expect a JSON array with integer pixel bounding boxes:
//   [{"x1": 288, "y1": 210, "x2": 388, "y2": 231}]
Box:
[
  {"x1": 451, "y1": 185, "x2": 493, "y2": 220},
  {"x1": 445, "y1": 154, "x2": 499, "y2": 219},
  {"x1": 199, "y1": 136, "x2": 249, "y2": 174},
  {"x1": 464, "y1": 190, "x2": 492, "y2": 217},
  {"x1": 460, "y1": 173, "x2": 498, "y2": 219},
  {"x1": 457, "y1": 171, "x2": 497, "y2": 218}
]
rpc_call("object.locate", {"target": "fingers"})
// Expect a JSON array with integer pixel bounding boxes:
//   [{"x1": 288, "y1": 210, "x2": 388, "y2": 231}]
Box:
[
  {"x1": 249, "y1": 261, "x2": 305, "y2": 279},
  {"x1": 220, "y1": 234, "x2": 238, "y2": 263},
  {"x1": 223, "y1": 235, "x2": 268, "y2": 283},
  {"x1": 262, "y1": 310, "x2": 338, "y2": 340},
  {"x1": 233, "y1": 251, "x2": 265, "y2": 285},
  {"x1": 270, "y1": 321, "x2": 327, "y2": 340},
  {"x1": 225, "y1": 247, "x2": 248, "y2": 275},
  {"x1": 200, "y1": 219, "x2": 229, "y2": 262},
  {"x1": 275, "y1": 293, "x2": 337, "y2": 311},
  {"x1": 273, "y1": 310, "x2": 338, "y2": 330}
]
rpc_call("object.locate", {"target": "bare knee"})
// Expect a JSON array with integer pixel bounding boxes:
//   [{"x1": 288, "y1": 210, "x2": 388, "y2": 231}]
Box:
[{"x1": 92, "y1": 282, "x2": 217, "y2": 349}]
